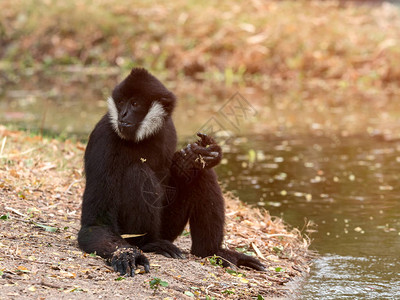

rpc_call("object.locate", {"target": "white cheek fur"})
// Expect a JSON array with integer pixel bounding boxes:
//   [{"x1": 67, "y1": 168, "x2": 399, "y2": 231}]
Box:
[
  {"x1": 107, "y1": 97, "x2": 125, "y2": 139},
  {"x1": 135, "y1": 101, "x2": 166, "y2": 142},
  {"x1": 107, "y1": 97, "x2": 166, "y2": 142}
]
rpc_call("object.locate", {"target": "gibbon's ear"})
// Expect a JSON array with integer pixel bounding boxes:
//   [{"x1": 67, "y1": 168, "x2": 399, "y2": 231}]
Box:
[{"x1": 159, "y1": 92, "x2": 176, "y2": 115}]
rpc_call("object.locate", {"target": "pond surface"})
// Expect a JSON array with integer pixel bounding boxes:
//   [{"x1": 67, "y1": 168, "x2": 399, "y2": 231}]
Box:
[
  {"x1": 216, "y1": 135, "x2": 400, "y2": 299},
  {"x1": 1, "y1": 74, "x2": 399, "y2": 299}
]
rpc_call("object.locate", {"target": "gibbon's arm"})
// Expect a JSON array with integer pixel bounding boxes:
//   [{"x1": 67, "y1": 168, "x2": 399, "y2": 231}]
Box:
[
  {"x1": 78, "y1": 197, "x2": 130, "y2": 259},
  {"x1": 78, "y1": 169, "x2": 151, "y2": 276},
  {"x1": 78, "y1": 121, "x2": 151, "y2": 276},
  {"x1": 78, "y1": 224, "x2": 150, "y2": 276}
]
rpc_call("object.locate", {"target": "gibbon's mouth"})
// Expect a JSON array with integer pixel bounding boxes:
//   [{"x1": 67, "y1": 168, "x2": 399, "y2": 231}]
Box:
[
  {"x1": 118, "y1": 121, "x2": 137, "y2": 138},
  {"x1": 118, "y1": 121, "x2": 134, "y2": 128}
]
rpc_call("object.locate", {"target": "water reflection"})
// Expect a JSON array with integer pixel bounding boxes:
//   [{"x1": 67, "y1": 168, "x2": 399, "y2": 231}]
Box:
[{"x1": 216, "y1": 135, "x2": 400, "y2": 298}]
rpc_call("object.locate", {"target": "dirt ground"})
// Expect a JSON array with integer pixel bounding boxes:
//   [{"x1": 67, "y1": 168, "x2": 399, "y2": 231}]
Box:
[{"x1": 0, "y1": 127, "x2": 311, "y2": 299}]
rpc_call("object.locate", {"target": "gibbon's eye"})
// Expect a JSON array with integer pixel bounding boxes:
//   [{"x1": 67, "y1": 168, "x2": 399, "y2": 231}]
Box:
[
  {"x1": 117, "y1": 99, "x2": 124, "y2": 105},
  {"x1": 131, "y1": 102, "x2": 138, "y2": 107}
]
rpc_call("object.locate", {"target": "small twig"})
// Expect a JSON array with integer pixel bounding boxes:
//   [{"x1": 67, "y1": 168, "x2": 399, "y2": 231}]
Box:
[
  {"x1": 163, "y1": 270, "x2": 204, "y2": 287},
  {"x1": 265, "y1": 234, "x2": 297, "y2": 238},
  {"x1": 0, "y1": 146, "x2": 44, "y2": 159},
  {"x1": 5, "y1": 206, "x2": 28, "y2": 218},
  {"x1": 64, "y1": 179, "x2": 83, "y2": 194},
  {"x1": 3, "y1": 210, "x2": 62, "y2": 233},
  {"x1": 251, "y1": 243, "x2": 266, "y2": 260},
  {"x1": 3, "y1": 254, "x2": 54, "y2": 266},
  {"x1": 204, "y1": 284, "x2": 221, "y2": 298},
  {"x1": 259, "y1": 273, "x2": 289, "y2": 284},
  {"x1": 103, "y1": 265, "x2": 114, "y2": 272},
  {"x1": 40, "y1": 280, "x2": 68, "y2": 289}
]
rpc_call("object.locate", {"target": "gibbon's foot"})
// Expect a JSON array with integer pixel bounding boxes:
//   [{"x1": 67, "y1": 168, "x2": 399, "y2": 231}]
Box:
[
  {"x1": 216, "y1": 249, "x2": 266, "y2": 272},
  {"x1": 141, "y1": 240, "x2": 184, "y2": 259},
  {"x1": 179, "y1": 133, "x2": 222, "y2": 169},
  {"x1": 109, "y1": 247, "x2": 150, "y2": 276}
]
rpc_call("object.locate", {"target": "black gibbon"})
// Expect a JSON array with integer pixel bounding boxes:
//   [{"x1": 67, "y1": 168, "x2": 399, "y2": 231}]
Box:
[{"x1": 78, "y1": 68, "x2": 265, "y2": 276}]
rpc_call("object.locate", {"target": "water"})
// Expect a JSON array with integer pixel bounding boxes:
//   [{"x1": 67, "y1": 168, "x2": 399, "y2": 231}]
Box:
[
  {"x1": 217, "y1": 135, "x2": 400, "y2": 299},
  {"x1": 305, "y1": 255, "x2": 399, "y2": 299}
]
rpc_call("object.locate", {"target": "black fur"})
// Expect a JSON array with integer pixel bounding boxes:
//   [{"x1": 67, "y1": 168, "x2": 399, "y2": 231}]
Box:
[{"x1": 78, "y1": 67, "x2": 264, "y2": 276}]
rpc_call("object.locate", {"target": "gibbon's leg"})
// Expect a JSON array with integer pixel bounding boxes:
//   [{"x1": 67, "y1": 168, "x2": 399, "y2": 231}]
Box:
[
  {"x1": 186, "y1": 170, "x2": 265, "y2": 271},
  {"x1": 187, "y1": 169, "x2": 225, "y2": 257},
  {"x1": 160, "y1": 169, "x2": 225, "y2": 256},
  {"x1": 159, "y1": 180, "x2": 193, "y2": 242}
]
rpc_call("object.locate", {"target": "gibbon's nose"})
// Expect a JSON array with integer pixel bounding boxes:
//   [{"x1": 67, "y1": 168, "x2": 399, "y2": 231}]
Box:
[
  {"x1": 119, "y1": 106, "x2": 134, "y2": 126},
  {"x1": 121, "y1": 109, "x2": 127, "y2": 118},
  {"x1": 120, "y1": 105, "x2": 129, "y2": 119}
]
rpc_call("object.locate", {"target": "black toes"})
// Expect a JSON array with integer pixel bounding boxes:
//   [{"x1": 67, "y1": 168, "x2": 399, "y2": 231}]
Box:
[
  {"x1": 172, "y1": 248, "x2": 184, "y2": 259},
  {"x1": 238, "y1": 255, "x2": 266, "y2": 271},
  {"x1": 244, "y1": 261, "x2": 266, "y2": 272},
  {"x1": 216, "y1": 249, "x2": 265, "y2": 272},
  {"x1": 162, "y1": 243, "x2": 183, "y2": 259},
  {"x1": 160, "y1": 251, "x2": 172, "y2": 258},
  {"x1": 170, "y1": 252, "x2": 180, "y2": 259}
]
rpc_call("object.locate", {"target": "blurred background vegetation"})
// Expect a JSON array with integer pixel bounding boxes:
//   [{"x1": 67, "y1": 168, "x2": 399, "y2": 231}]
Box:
[{"x1": 1, "y1": 0, "x2": 400, "y2": 139}]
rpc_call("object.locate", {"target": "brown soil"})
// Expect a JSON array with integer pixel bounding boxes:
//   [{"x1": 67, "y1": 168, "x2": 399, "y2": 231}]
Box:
[{"x1": 0, "y1": 126, "x2": 311, "y2": 299}]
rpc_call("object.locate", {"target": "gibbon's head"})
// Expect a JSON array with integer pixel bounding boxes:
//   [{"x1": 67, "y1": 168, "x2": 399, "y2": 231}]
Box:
[{"x1": 107, "y1": 68, "x2": 176, "y2": 142}]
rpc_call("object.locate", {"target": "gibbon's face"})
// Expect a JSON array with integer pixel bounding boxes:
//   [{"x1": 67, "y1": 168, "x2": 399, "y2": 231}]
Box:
[{"x1": 107, "y1": 68, "x2": 176, "y2": 142}]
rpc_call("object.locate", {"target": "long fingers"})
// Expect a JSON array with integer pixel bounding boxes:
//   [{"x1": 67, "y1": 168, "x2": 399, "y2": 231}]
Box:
[
  {"x1": 136, "y1": 254, "x2": 150, "y2": 274},
  {"x1": 196, "y1": 132, "x2": 216, "y2": 146}
]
